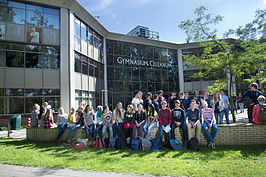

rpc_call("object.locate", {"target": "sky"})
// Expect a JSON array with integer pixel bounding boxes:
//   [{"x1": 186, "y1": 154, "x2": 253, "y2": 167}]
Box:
[{"x1": 77, "y1": 0, "x2": 265, "y2": 44}]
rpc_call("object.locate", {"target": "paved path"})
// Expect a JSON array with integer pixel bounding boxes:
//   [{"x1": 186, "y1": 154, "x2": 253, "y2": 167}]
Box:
[{"x1": 0, "y1": 164, "x2": 167, "y2": 177}]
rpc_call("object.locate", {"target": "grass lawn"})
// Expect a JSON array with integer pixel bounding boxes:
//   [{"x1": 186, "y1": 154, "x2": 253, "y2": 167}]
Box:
[{"x1": 0, "y1": 138, "x2": 265, "y2": 177}]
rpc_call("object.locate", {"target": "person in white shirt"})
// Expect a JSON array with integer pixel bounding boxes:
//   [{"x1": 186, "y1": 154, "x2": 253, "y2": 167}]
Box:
[{"x1": 132, "y1": 91, "x2": 140, "y2": 111}]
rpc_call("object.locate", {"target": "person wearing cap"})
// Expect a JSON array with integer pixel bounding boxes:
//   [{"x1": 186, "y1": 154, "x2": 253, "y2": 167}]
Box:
[
  {"x1": 252, "y1": 95, "x2": 265, "y2": 124},
  {"x1": 242, "y1": 83, "x2": 262, "y2": 123}
]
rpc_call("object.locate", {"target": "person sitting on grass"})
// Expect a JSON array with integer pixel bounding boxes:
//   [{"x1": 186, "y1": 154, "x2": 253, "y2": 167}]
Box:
[
  {"x1": 123, "y1": 104, "x2": 135, "y2": 138},
  {"x1": 158, "y1": 101, "x2": 172, "y2": 140},
  {"x1": 133, "y1": 104, "x2": 146, "y2": 138},
  {"x1": 56, "y1": 107, "x2": 68, "y2": 144},
  {"x1": 31, "y1": 103, "x2": 40, "y2": 128},
  {"x1": 202, "y1": 101, "x2": 217, "y2": 149},
  {"x1": 171, "y1": 100, "x2": 188, "y2": 148},
  {"x1": 67, "y1": 107, "x2": 76, "y2": 128},
  {"x1": 94, "y1": 106, "x2": 103, "y2": 140},
  {"x1": 84, "y1": 104, "x2": 95, "y2": 139},
  {"x1": 66, "y1": 106, "x2": 84, "y2": 144},
  {"x1": 43, "y1": 108, "x2": 54, "y2": 128},
  {"x1": 252, "y1": 95, "x2": 265, "y2": 125},
  {"x1": 187, "y1": 100, "x2": 201, "y2": 141},
  {"x1": 143, "y1": 104, "x2": 158, "y2": 139},
  {"x1": 102, "y1": 106, "x2": 114, "y2": 140}
]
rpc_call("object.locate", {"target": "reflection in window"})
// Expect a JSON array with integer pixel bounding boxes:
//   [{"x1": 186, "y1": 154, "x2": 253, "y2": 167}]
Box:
[
  {"x1": 42, "y1": 54, "x2": 59, "y2": 69},
  {"x1": 81, "y1": 22, "x2": 86, "y2": 41},
  {"x1": 25, "y1": 97, "x2": 42, "y2": 113},
  {"x1": 6, "y1": 51, "x2": 24, "y2": 67},
  {"x1": 25, "y1": 53, "x2": 42, "y2": 68},
  {"x1": 0, "y1": 5, "x2": 8, "y2": 22},
  {"x1": 45, "y1": 97, "x2": 60, "y2": 111},
  {"x1": 5, "y1": 97, "x2": 24, "y2": 114},
  {"x1": 7, "y1": 7, "x2": 25, "y2": 24},
  {"x1": 25, "y1": 89, "x2": 42, "y2": 96},
  {"x1": 0, "y1": 98, "x2": 3, "y2": 114},
  {"x1": 75, "y1": 58, "x2": 81, "y2": 73},
  {"x1": 8, "y1": 1, "x2": 26, "y2": 8},
  {"x1": 74, "y1": 18, "x2": 80, "y2": 37},
  {"x1": 42, "y1": 89, "x2": 60, "y2": 95},
  {"x1": 0, "y1": 50, "x2": 6, "y2": 67},
  {"x1": 5, "y1": 88, "x2": 24, "y2": 96},
  {"x1": 44, "y1": 13, "x2": 59, "y2": 29},
  {"x1": 26, "y1": 9, "x2": 44, "y2": 27},
  {"x1": 81, "y1": 61, "x2": 88, "y2": 75},
  {"x1": 74, "y1": 36, "x2": 81, "y2": 52}
]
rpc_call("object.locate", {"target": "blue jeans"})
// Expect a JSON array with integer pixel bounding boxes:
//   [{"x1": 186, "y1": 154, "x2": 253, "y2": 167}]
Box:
[
  {"x1": 58, "y1": 124, "x2": 67, "y2": 140},
  {"x1": 68, "y1": 124, "x2": 82, "y2": 141},
  {"x1": 94, "y1": 124, "x2": 103, "y2": 139},
  {"x1": 85, "y1": 124, "x2": 94, "y2": 138},
  {"x1": 214, "y1": 112, "x2": 223, "y2": 124},
  {"x1": 222, "y1": 108, "x2": 230, "y2": 124},
  {"x1": 102, "y1": 124, "x2": 113, "y2": 139},
  {"x1": 113, "y1": 123, "x2": 123, "y2": 138},
  {"x1": 160, "y1": 124, "x2": 171, "y2": 140},
  {"x1": 203, "y1": 120, "x2": 218, "y2": 143},
  {"x1": 143, "y1": 122, "x2": 157, "y2": 139}
]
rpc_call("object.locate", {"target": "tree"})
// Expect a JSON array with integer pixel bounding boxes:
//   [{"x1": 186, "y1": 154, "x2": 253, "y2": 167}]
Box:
[{"x1": 178, "y1": 6, "x2": 266, "y2": 122}]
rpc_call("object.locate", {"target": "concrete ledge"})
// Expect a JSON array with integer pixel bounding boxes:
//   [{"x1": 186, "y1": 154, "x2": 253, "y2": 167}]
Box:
[{"x1": 26, "y1": 124, "x2": 266, "y2": 146}]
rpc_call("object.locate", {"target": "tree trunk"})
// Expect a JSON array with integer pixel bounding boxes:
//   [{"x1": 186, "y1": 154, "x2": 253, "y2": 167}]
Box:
[{"x1": 229, "y1": 74, "x2": 236, "y2": 123}]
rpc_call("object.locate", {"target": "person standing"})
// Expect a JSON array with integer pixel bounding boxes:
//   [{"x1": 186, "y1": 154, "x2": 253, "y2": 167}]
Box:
[
  {"x1": 202, "y1": 90, "x2": 212, "y2": 108},
  {"x1": 237, "y1": 93, "x2": 244, "y2": 113},
  {"x1": 171, "y1": 100, "x2": 188, "y2": 148},
  {"x1": 187, "y1": 100, "x2": 201, "y2": 141},
  {"x1": 194, "y1": 89, "x2": 203, "y2": 103},
  {"x1": 158, "y1": 90, "x2": 166, "y2": 109},
  {"x1": 232, "y1": 93, "x2": 237, "y2": 113},
  {"x1": 168, "y1": 91, "x2": 178, "y2": 110},
  {"x1": 202, "y1": 101, "x2": 218, "y2": 149},
  {"x1": 112, "y1": 102, "x2": 125, "y2": 138},
  {"x1": 143, "y1": 92, "x2": 152, "y2": 112},
  {"x1": 182, "y1": 91, "x2": 192, "y2": 114},
  {"x1": 132, "y1": 91, "x2": 140, "y2": 111},
  {"x1": 214, "y1": 93, "x2": 224, "y2": 124},
  {"x1": 31, "y1": 104, "x2": 40, "y2": 128},
  {"x1": 158, "y1": 101, "x2": 172, "y2": 140},
  {"x1": 242, "y1": 83, "x2": 262, "y2": 123},
  {"x1": 220, "y1": 89, "x2": 230, "y2": 124},
  {"x1": 153, "y1": 94, "x2": 160, "y2": 113}
]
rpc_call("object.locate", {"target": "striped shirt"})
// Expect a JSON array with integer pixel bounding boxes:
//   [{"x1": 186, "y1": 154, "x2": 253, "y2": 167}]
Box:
[{"x1": 202, "y1": 108, "x2": 213, "y2": 121}]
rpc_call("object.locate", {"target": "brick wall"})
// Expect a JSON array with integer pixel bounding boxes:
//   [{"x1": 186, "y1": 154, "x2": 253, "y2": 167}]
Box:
[{"x1": 26, "y1": 124, "x2": 266, "y2": 146}]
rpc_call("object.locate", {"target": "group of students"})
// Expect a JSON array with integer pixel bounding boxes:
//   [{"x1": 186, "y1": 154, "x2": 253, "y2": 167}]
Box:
[{"x1": 30, "y1": 83, "x2": 265, "y2": 150}]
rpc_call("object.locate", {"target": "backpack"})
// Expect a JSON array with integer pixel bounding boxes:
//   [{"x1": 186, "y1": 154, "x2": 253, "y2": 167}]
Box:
[
  {"x1": 258, "y1": 104, "x2": 266, "y2": 123},
  {"x1": 169, "y1": 139, "x2": 182, "y2": 151},
  {"x1": 96, "y1": 137, "x2": 105, "y2": 148},
  {"x1": 131, "y1": 137, "x2": 142, "y2": 150},
  {"x1": 104, "y1": 138, "x2": 109, "y2": 148},
  {"x1": 109, "y1": 137, "x2": 117, "y2": 148},
  {"x1": 116, "y1": 137, "x2": 127, "y2": 149},
  {"x1": 151, "y1": 137, "x2": 162, "y2": 151},
  {"x1": 189, "y1": 137, "x2": 199, "y2": 150},
  {"x1": 141, "y1": 138, "x2": 152, "y2": 151}
]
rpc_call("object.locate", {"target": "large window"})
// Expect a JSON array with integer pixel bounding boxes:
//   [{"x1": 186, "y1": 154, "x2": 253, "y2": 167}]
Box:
[
  {"x1": 106, "y1": 40, "x2": 179, "y2": 107},
  {"x1": 0, "y1": 88, "x2": 60, "y2": 114},
  {"x1": 74, "y1": 16, "x2": 104, "y2": 63},
  {"x1": 75, "y1": 90, "x2": 98, "y2": 109},
  {"x1": 0, "y1": 0, "x2": 60, "y2": 45},
  {"x1": 0, "y1": 42, "x2": 60, "y2": 69},
  {"x1": 74, "y1": 52, "x2": 104, "y2": 79}
]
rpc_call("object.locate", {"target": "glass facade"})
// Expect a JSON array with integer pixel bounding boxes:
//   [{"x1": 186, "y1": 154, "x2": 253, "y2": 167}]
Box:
[
  {"x1": 74, "y1": 90, "x2": 101, "y2": 110},
  {"x1": 0, "y1": 1, "x2": 60, "y2": 114},
  {"x1": 0, "y1": 88, "x2": 60, "y2": 114},
  {"x1": 107, "y1": 39, "x2": 179, "y2": 107},
  {"x1": 74, "y1": 16, "x2": 103, "y2": 63}
]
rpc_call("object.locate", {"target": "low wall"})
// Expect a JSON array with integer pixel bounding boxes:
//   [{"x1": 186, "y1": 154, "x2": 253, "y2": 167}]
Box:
[{"x1": 26, "y1": 124, "x2": 266, "y2": 146}]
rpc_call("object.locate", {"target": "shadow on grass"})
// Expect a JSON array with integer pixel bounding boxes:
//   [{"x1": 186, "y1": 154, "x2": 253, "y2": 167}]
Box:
[{"x1": 0, "y1": 139, "x2": 265, "y2": 162}]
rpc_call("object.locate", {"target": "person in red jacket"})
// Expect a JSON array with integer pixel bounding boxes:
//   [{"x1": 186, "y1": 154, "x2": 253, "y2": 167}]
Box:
[
  {"x1": 252, "y1": 95, "x2": 265, "y2": 124},
  {"x1": 159, "y1": 101, "x2": 172, "y2": 139}
]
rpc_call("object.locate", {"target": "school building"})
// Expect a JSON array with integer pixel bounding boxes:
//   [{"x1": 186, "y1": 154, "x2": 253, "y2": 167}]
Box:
[{"x1": 0, "y1": 0, "x2": 236, "y2": 115}]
